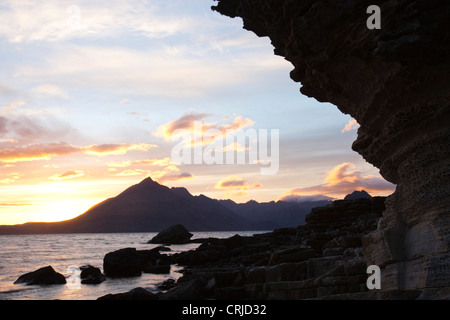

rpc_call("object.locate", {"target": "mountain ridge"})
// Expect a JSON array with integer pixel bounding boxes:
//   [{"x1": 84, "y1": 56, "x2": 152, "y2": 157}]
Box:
[{"x1": 0, "y1": 177, "x2": 336, "y2": 235}]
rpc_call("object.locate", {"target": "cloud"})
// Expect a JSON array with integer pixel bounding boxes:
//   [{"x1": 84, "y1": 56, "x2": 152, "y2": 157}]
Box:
[
  {"x1": 279, "y1": 162, "x2": 395, "y2": 199},
  {"x1": 0, "y1": 117, "x2": 8, "y2": 135},
  {"x1": 113, "y1": 169, "x2": 148, "y2": 177},
  {"x1": 30, "y1": 84, "x2": 69, "y2": 99},
  {"x1": 0, "y1": 99, "x2": 74, "y2": 142},
  {"x1": 0, "y1": 172, "x2": 22, "y2": 184},
  {"x1": 214, "y1": 175, "x2": 262, "y2": 197},
  {"x1": 0, "y1": 142, "x2": 157, "y2": 163},
  {"x1": 15, "y1": 42, "x2": 287, "y2": 98},
  {"x1": 216, "y1": 176, "x2": 248, "y2": 189},
  {"x1": 341, "y1": 119, "x2": 359, "y2": 133},
  {"x1": 83, "y1": 143, "x2": 157, "y2": 156},
  {"x1": 0, "y1": 142, "x2": 80, "y2": 163},
  {"x1": 107, "y1": 157, "x2": 174, "y2": 168},
  {"x1": 0, "y1": 203, "x2": 34, "y2": 207},
  {"x1": 155, "y1": 112, "x2": 212, "y2": 141},
  {"x1": 0, "y1": 1, "x2": 195, "y2": 43},
  {"x1": 49, "y1": 170, "x2": 85, "y2": 181},
  {"x1": 8, "y1": 116, "x2": 58, "y2": 141},
  {"x1": 155, "y1": 112, "x2": 255, "y2": 145},
  {"x1": 157, "y1": 171, "x2": 193, "y2": 182}
]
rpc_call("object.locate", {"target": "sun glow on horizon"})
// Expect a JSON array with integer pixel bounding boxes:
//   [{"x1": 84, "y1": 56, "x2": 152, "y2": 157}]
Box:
[{"x1": 0, "y1": 1, "x2": 396, "y2": 226}]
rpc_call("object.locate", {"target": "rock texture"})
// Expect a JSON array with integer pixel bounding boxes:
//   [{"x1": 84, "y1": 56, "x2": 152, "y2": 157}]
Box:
[{"x1": 212, "y1": 0, "x2": 450, "y2": 297}]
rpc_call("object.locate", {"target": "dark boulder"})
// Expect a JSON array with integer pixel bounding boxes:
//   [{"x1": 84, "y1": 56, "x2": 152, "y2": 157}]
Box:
[
  {"x1": 14, "y1": 266, "x2": 66, "y2": 285},
  {"x1": 103, "y1": 248, "x2": 142, "y2": 277},
  {"x1": 80, "y1": 265, "x2": 106, "y2": 284},
  {"x1": 103, "y1": 247, "x2": 165, "y2": 277},
  {"x1": 149, "y1": 224, "x2": 193, "y2": 244}
]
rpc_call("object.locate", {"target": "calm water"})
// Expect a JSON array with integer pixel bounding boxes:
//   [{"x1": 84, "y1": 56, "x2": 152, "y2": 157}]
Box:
[{"x1": 0, "y1": 231, "x2": 263, "y2": 300}]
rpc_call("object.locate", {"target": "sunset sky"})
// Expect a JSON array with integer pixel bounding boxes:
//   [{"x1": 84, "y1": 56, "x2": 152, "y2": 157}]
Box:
[{"x1": 0, "y1": 0, "x2": 395, "y2": 225}]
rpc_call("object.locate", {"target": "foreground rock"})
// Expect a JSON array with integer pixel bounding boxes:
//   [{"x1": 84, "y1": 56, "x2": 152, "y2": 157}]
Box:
[
  {"x1": 166, "y1": 197, "x2": 401, "y2": 300},
  {"x1": 14, "y1": 266, "x2": 66, "y2": 285},
  {"x1": 149, "y1": 224, "x2": 193, "y2": 244},
  {"x1": 80, "y1": 265, "x2": 106, "y2": 284},
  {"x1": 103, "y1": 247, "x2": 172, "y2": 277},
  {"x1": 98, "y1": 197, "x2": 445, "y2": 299},
  {"x1": 212, "y1": 0, "x2": 450, "y2": 297}
]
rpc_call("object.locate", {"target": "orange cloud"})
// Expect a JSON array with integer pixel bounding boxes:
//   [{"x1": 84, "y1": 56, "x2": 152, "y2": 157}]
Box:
[
  {"x1": 341, "y1": 119, "x2": 359, "y2": 133},
  {"x1": 215, "y1": 175, "x2": 261, "y2": 197},
  {"x1": 155, "y1": 112, "x2": 255, "y2": 145},
  {"x1": 155, "y1": 112, "x2": 211, "y2": 140},
  {"x1": 0, "y1": 142, "x2": 157, "y2": 163},
  {"x1": 49, "y1": 170, "x2": 85, "y2": 181},
  {"x1": 83, "y1": 143, "x2": 157, "y2": 156},
  {"x1": 215, "y1": 176, "x2": 248, "y2": 189},
  {"x1": 0, "y1": 142, "x2": 80, "y2": 163},
  {"x1": 0, "y1": 203, "x2": 34, "y2": 207},
  {"x1": 156, "y1": 171, "x2": 193, "y2": 182},
  {"x1": 107, "y1": 157, "x2": 174, "y2": 168},
  {"x1": 279, "y1": 162, "x2": 395, "y2": 200},
  {"x1": 0, "y1": 172, "x2": 22, "y2": 184},
  {"x1": 113, "y1": 169, "x2": 148, "y2": 177}
]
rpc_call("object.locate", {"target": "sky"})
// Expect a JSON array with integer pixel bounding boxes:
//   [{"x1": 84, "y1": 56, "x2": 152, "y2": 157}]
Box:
[{"x1": 0, "y1": 0, "x2": 395, "y2": 225}]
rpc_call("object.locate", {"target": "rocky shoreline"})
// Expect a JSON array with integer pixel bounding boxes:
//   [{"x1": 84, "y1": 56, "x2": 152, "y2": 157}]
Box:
[
  {"x1": 98, "y1": 196, "x2": 425, "y2": 300},
  {"x1": 14, "y1": 196, "x2": 431, "y2": 300}
]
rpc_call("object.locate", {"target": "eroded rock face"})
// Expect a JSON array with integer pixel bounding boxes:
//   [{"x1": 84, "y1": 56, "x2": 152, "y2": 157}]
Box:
[{"x1": 212, "y1": 0, "x2": 450, "y2": 296}]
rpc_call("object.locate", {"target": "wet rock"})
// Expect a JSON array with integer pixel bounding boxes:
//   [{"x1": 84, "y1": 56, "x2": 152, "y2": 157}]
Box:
[
  {"x1": 103, "y1": 248, "x2": 143, "y2": 277},
  {"x1": 80, "y1": 265, "x2": 105, "y2": 284},
  {"x1": 103, "y1": 247, "x2": 163, "y2": 277},
  {"x1": 149, "y1": 224, "x2": 193, "y2": 244},
  {"x1": 14, "y1": 266, "x2": 66, "y2": 285}
]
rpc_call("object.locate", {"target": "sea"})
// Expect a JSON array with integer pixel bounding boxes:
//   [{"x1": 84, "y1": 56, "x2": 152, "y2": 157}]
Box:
[{"x1": 0, "y1": 231, "x2": 264, "y2": 300}]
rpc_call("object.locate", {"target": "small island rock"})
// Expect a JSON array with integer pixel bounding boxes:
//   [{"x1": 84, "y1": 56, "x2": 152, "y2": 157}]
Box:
[{"x1": 149, "y1": 224, "x2": 193, "y2": 244}]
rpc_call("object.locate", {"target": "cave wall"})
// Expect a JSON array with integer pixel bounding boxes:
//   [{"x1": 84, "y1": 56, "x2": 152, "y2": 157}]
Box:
[{"x1": 212, "y1": 0, "x2": 450, "y2": 297}]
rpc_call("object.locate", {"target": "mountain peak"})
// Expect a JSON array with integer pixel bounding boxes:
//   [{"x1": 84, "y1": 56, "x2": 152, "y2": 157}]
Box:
[
  {"x1": 344, "y1": 190, "x2": 372, "y2": 200},
  {"x1": 139, "y1": 177, "x2": 156, "y2": 184}
]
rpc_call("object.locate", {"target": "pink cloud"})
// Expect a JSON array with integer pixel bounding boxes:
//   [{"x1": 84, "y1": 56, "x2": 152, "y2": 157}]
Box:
[{"x1": 280, "y1": 162, "x2": 395, "y2": 199}]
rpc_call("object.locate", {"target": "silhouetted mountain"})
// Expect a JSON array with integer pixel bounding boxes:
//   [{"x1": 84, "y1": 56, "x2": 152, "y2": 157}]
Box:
[
  {"x1": 0, "y1": 177, "x2": 336, "y2": 235},
  {"x1": 219, "y1": 199, "x2": 331, "y2": 229},
  {"x1": 344, "y1": 190, "x2": 372, "y2": 200},
  {"x1": 0, "y1": 178, "x2": 255, "y2": 234}
]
